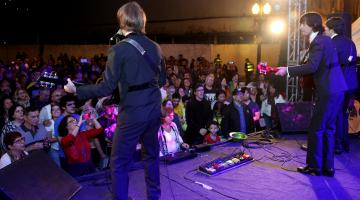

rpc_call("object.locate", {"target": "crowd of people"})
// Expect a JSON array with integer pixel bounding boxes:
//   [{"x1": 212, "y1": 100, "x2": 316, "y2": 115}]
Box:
[{"x1": 0, "y1": 50, "x2": 289, "y2": 175}]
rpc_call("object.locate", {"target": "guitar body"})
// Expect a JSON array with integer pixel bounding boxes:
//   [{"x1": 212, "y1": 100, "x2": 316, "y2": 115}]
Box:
[{"x1": 257, "y1": 63, "x2": 279, "y2": 74}]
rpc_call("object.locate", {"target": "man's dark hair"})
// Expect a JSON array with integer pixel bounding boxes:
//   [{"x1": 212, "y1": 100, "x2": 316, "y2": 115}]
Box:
[
  {"x1": 8, "y1": 104, "x2": 24, "y2": 121},
  {"x1": 326, "y1": 17, "x2": 345, "y2": 35},
  {"x1": 193, "y1": 83, "x2": 204, "y2": 91},
  {"x1": 3, "y1": 131, "x2": 22, "y2": 150},
  {"x1": 172, "y1": 92, "x2": 181, "y2": 100},
  {"x1": 24, "y1": 106, "x2": 39, "y2": 116},
  {"x1": 207, "y1": 121, "x2": 219, "y2": 129},
  {"x1": 59, "y1": 94, "x2": 77, "y2": 111},
  {"x1": 58, "y1": 115, "x2": 72, "y2": 137},
  {"x1": 300, "y1": 12, "x2": 324, "y2": 33},
  {"x1": 216, "y1": 90, "x2": 226, "y2": 99}
]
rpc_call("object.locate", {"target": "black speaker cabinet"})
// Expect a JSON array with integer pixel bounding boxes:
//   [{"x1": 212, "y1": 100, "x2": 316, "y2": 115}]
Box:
[{"x1": 0, "y1": 150, "x2": 81, "y2": 200}]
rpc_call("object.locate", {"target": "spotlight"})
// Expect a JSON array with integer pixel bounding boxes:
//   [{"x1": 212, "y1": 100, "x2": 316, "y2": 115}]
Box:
[{"x1": 271, "y1": 20, "x2": 285, "y2": 34}]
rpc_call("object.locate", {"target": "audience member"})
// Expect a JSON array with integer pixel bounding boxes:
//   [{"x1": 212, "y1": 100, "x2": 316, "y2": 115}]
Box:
[
  {"x1": 0, "y1": 132, "x2": 28, "y2": 169},
  {"x1": 185, "y1": 84, "x2": 212, "y2": 145},
  {"x1": 15, "y1": 106, "x2": 48, "y2": 152},
  {"x1": 260, "y1": 84, "x2": 286, "y2": 130},
  {"x1": 203, "y1": 121, "x2": 221, "y2": 144},
  {"x1": 222, "y1": 89, "x2": 255, "y2": 137},
  {"x1": 158, "y1": 108, "x2": 189, "y2": 156},
  {"x1": 13, "y1": 89, "x2": 31, "y2": 108},
  {"x1": 59, "y1": 114, "x2": 102, "y2": 177},
  {"x1": 1, "y1": 104, "x2": 25, "y2": 153}
]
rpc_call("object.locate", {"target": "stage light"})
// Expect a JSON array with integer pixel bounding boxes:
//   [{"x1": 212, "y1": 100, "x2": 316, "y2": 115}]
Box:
[
  {"x1": 252, "y1": 3, "x2": 260, "y2": 15},
  {"x1": 263, "y1": 3, "x2": 271, "y2": 15},
  {"x1": 271, "y1": 20, "x2": 285, "y2": 34}
]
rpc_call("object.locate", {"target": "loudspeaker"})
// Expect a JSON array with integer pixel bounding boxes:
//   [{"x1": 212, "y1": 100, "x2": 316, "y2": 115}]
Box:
[
  {"x1": 276, "y1": 102, "x2": 313, "y2": 132},
  {"x1": 0, "y1": 150, "x2": 81, "y2": 200},
  {"x1": 327, "y1": 12, "x2": 352, "y2": 38}
]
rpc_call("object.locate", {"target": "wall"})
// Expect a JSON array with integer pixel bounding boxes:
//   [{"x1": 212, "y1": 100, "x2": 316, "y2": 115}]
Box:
[
  {"x1": 353, "y1": 17, "x2": 360, "y2": 56},
  {"x1": 0, "y1": 43, "x2": 281, "y2": 76}
]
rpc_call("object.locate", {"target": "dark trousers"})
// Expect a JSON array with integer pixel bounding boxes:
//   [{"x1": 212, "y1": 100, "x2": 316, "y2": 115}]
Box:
[
  {"x1": 111, "y1": 117, "x2": 161, "y2": 200},
  {"x1": 335, "y1": 90, "x2": 355, "y2": 151},
  {"x1": 306, "y1": 93, "x2": 343, "y2": 170}
]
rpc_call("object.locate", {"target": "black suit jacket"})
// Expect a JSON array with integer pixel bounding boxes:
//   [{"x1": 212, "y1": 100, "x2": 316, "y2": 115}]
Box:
[
  {"x1": 288, "y1": 34, "x2": 347, "y2": 96},
  {"x1": 221, "y1": 102, "x2": 254, "y2": 136},
  {"x1": 76, "y1": 33, "x2": 166, "y2": 123},
  {"x1": 332, "y1": 34, "x2": 358, "y2": 91}
]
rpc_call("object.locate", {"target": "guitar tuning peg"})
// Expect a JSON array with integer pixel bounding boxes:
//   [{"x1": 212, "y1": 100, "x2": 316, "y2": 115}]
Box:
[
  {"x1": 44, "y1": 72, "x2": 49, "y2": 78},
  {"x1": 50, "y1": 83, "x2": 55, "y2": 88}
]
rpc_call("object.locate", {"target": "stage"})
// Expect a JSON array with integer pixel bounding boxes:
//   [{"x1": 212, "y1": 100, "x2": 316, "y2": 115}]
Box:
[{"x1": 74, "y1": 133, "x2": 360, "y2": 200}]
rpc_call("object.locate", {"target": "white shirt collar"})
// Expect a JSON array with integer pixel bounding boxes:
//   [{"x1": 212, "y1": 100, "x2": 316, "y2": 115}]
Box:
[
  {"x1": 309, "y1": 31, "x2": 319, "y2": 44},
  {"x1": 331, "y1": 33, "x2": 338, "y2": 39}
]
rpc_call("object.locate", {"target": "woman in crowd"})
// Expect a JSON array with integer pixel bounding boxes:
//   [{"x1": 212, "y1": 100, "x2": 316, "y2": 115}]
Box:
[
  {"x1": 58, "y1": 113, "x2": 102, "y2": 177},
  {"x1": 1, "y1": 104, "x2": 25, "y2": 153},
  {"x1": 182, "y1": 78, "x2": 193, "y2": 97},
  {"x1": 162, "y1": 99, "x2": 183, "y2": 136},
  {"x1": 158, "y1": 108, "x2": 189, "y2": 156},
  {"x1": 13, "y1": 88, "x2": 31, "y2": 108},
  {"x1": 229, "y1": 73, "x2": 239, "y2": 93},
  {"x1": 44, "y1": 104, "x2": 62, "y2": 166},
  {"x1": 260, "y1": 84, "x2": 286, "y2": 130},
  {"x1": 0, "y1": 131, "x2": 28, "y2": 169},
  {"x1": 82, "y1": 98, "x2": 109, "y2": 170},
  {"x1": 219, "y1": 77, "x2": 231, "y2": 100},
  {"x1": 0, "y1": 96, "x2": 14, "y2": 131}
]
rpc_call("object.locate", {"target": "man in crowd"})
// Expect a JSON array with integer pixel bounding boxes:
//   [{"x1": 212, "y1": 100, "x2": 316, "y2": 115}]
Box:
[
  {"x1": 222, "y1": 88, "x2": 255, "y2": 137},
  {"x1": 185, "y1": 84, "x2": 212, "y2": 145},
  {"x1": 16, "y1": 106, "x2": 48, "y2": 152}
]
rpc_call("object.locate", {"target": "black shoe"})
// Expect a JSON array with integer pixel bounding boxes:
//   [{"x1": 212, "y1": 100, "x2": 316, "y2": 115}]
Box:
[
  {"x1": 323, "y1": 168, "x2": 335, "y2": 177},
  {"x1": 300, "y1": 144, "x2": 308, "y2": 151},
  {"x1": 297, "y1": 166, "x2": 322, "y2": 176}
]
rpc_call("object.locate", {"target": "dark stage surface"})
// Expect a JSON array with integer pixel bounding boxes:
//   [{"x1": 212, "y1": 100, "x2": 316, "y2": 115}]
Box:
[{"x1": 74, "y1": 134, "x2": 360, "y2": 200}]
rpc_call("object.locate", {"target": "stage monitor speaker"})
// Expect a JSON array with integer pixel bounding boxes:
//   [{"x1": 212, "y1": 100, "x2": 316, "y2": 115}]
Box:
[
  {"x1": 327, "y1": 12, "x2": 352, "y2": 38},
  {"x1": 0, "y1": 150, "x2": 81, "y2": 200},
  {"x1": 276, "y1": 102, "x2": 313, "y2": 132}
]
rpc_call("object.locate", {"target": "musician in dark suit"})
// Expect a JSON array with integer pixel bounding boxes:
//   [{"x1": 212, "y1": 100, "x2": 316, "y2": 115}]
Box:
[
  {"x1": 64, "y1": 2, "x2": 166, "y2": 200},
  {"x1": 325, "y1": 17, "x2": 358, "y2": 154},
  {"x1": 276, "y1": 12, "x2": 347, "y2": 177}
]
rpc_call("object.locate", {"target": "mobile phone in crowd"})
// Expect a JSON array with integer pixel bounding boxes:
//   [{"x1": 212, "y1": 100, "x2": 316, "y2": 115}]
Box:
[{"x1": 82, "y1": 110, "x2": 99, "y2": 120}]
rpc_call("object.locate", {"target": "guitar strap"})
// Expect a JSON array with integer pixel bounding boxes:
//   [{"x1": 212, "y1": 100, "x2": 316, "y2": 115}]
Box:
[{"x1": 122, "y1": 38, "x2": 161, "y2": 74}]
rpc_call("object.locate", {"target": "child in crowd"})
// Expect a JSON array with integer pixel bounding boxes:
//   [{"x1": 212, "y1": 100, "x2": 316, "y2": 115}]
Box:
[{"x1": 203, "y1": 121, "x2": 221, "y2": 144}]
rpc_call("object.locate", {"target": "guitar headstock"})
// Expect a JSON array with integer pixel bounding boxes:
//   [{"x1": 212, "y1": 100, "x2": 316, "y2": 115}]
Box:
[{"x1": 37, "y1": 71, "x2": 65, "y2": 88}]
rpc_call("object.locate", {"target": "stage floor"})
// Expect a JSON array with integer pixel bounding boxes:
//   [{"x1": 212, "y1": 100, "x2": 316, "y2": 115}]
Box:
[{"x1": 74, "y1": 133, "x2": 360, "y2": 200}]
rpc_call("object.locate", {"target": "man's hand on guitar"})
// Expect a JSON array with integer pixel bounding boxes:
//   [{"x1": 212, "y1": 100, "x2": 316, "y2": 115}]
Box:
[
  {"x1": 275, "y1": 67, "x2": 287, "y2": 76},
  {"x1": 64, "y1": 78, "x2": 77, "y2": 94}
]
